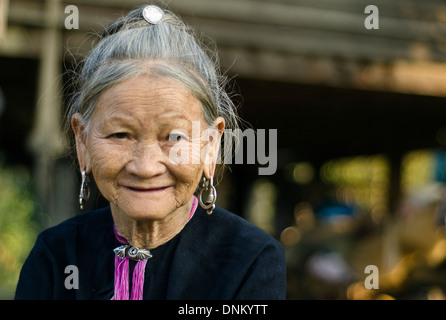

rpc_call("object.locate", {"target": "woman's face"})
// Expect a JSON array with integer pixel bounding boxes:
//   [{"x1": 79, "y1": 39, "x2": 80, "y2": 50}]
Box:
[{"x1": 73, "y1": 75, "x2": 223, "y2": 221}]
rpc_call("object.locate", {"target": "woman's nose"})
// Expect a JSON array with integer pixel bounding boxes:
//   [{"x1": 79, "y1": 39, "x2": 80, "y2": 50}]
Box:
[{"x1": 126, "y1": 142, "x2": 166, "y2": 177}]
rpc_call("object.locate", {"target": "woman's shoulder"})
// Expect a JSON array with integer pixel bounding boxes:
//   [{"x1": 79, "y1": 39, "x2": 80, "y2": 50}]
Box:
[
  {"x1": 189, "y1": 205, "x2": 283, "y2": 254},
  {"x1": 37, "y1": 206, "x2": 113, "y2": 247},
  {"x1": 173, "y1": 205, "x2": 286, "y2": 299}
]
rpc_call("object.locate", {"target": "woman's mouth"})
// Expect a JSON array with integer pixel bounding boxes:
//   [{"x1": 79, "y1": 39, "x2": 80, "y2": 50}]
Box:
[{"x1": 124, "y1": 186, "x2": 171, "y2": 193}]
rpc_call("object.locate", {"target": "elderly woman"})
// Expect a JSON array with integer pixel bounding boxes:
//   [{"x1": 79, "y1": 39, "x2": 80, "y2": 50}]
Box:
[{"x1": 15, "y1": 4, "x2": 286, "y2": 300}]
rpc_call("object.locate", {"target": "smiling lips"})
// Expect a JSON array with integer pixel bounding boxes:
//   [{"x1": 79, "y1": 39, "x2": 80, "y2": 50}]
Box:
[{"x1": 124, "y1": 185, "x2": 171, "y2": 193}]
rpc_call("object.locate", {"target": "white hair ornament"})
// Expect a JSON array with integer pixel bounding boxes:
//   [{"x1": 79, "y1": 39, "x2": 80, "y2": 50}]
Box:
[{"x1": 142, "y1": 5, "x2": 165, "y2": 25}]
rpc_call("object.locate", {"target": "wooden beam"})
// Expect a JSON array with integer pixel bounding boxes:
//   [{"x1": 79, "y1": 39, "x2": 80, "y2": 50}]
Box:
[
  {"x1": 0, "y1": 0, "x2": 8, "y2": 43},
  {"x1": 5, "y1": 0, "x2": 446, "y2": 97},
  {"x1": 28, "y1": 0, "x2": 77, "y2": 228},
  {"x1": 29, "y1": 0, "x2": 65, "y2": 157},
  {"x1": 218, "y1": 46, "x2": 446, "y2": 97},
  {"x1": 0, "y1": 25, "x2": 42, "y2": 58},
  {"x1": 9, "y1": 0, "x2": 446, "y2": 43}
]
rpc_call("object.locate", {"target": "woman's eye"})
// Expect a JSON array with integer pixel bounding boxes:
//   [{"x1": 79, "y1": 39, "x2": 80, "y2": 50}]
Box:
[
  {"x1": 111, "y1": 132, "x2": 128, "y2": 139},
  {"x1": 168, "y1": 133, "x2": 184, "y2": 142}
]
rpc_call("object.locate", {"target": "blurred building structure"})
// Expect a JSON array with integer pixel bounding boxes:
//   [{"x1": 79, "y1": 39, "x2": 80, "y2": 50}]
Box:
[{"x1": 2, "y1": 0, "x2": 446, "y2": 299}]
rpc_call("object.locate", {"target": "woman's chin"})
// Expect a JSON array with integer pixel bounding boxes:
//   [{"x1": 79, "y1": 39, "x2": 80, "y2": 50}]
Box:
[{"x1": 111, "y1": 198, "x2": 181, "y2": 222}]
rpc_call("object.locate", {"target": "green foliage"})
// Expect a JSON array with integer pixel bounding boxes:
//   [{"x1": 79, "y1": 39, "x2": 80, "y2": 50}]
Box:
[{"x1": 0, "y1": 160, "x2": 39, "y2": 299}]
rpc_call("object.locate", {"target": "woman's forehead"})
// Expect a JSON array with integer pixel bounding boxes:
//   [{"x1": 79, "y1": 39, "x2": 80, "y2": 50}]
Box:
[{"x1": 94, "y1": 75, "x2": 204, "y2": 120}]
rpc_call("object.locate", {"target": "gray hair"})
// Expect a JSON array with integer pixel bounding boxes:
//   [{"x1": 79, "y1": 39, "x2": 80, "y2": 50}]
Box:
[{"x1": 65, "y1": 4, "x2": 240, "y2": 178}]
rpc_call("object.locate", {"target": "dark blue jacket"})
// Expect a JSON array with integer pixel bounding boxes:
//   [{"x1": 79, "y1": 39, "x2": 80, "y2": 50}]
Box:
[{"x1": 15, "y1": 205, "x2": 286, "y2": 299}]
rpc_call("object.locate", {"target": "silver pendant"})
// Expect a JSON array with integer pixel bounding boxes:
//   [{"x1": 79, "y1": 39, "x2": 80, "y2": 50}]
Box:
[
  {"x1": 113, "y1": 245, "x2": 129, "y2": 259},
  {"x1": 128, "y1": 246, "x2": 153, "y2": 261},
  {"x1": 113, "y1": 244, "x2": 152, "y2": 261}
]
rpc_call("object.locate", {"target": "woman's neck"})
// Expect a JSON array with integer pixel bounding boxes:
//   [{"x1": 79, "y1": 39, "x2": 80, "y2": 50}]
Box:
[{"x1": 111, "y1": 197, "x2": 195, "y2": 250}]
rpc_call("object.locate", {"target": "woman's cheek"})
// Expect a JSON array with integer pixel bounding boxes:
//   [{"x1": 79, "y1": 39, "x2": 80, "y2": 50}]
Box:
[
  {"x1": 167, "y1": 143, "x2": 203, "y2": 189},
  {"x1": 165, "y1": 139, "x2": 200, "y2": 166},
  {"x1": 88, "y1": 140, "x2": 126, "y2": 186},
  {"x1": 189, "y1": 139, "x2": 203, "y2": 165}
]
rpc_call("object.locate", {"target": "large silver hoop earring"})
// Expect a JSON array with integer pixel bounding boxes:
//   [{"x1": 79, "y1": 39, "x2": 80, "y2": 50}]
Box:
[
  {"x1": 198, "y1": 176, "x2": 217, "y2": 215},
  {"x1": 79, "y1": 170, "x2": 90, "y2": 210}
]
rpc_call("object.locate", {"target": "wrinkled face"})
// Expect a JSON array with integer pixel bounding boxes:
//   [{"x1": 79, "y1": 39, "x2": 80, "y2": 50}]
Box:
[{"x1": 72, "y1": 75, "x2": 223, "y2": 221}]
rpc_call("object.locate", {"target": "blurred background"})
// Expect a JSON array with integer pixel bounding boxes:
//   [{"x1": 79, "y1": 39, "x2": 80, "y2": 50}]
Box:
[{"x1": 2, "y1": 0, "x2": 446, "y2": 300}]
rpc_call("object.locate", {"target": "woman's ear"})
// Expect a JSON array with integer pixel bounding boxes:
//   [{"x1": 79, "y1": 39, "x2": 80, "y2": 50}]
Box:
[
  {"x1": 203, "y1": 117, "x2": 225, "y2": 179},
  {"x1": 71, "y1": 113, "x2": 91, "y2": 173}
]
